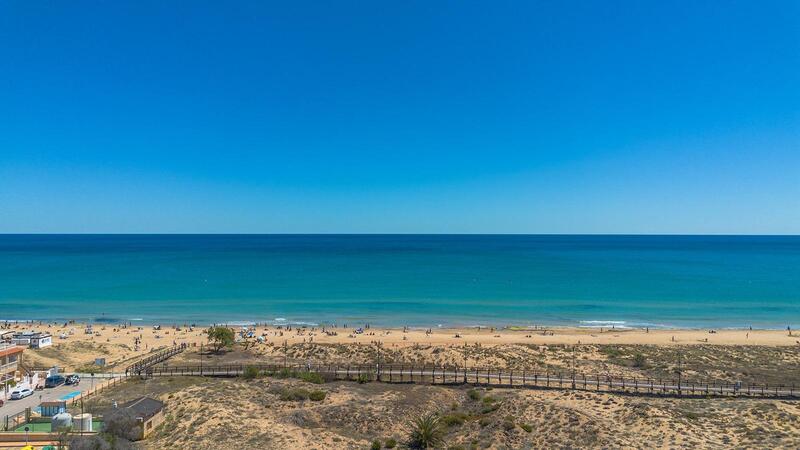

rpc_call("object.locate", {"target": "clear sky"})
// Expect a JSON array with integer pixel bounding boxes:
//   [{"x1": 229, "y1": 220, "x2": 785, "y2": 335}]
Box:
[{"x1": 1, "y1": 1, "x2": 798, "y2": 233}]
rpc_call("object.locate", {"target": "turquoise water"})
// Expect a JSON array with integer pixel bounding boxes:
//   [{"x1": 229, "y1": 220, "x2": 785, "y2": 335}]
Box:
[{"x1": 0, "y1": 235, "x2": 798, "y2": 329}]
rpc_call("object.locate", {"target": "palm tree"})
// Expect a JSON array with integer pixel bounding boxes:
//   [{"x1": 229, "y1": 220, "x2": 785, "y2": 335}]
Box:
[{"x1": 407, "y1": 412, "x2": 445, "y2": 449}]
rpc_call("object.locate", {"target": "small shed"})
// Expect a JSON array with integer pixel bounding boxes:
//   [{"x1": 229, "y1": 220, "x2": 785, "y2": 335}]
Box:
[
  {"x1": 122, "y1": 396, "x2": 165, "y2": 439},
  {"x1": 40, "y1": 400, "x2": 67, "y2": 417}
]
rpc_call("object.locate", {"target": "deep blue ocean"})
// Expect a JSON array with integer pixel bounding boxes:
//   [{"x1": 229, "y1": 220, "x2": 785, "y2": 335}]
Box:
[{"x1": 0, "y1": 235, "x2": 798, "y2": 329}]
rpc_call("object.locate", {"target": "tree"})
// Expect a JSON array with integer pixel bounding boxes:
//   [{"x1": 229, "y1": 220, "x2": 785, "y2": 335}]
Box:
[
  {"x1": 207, "y1": 326, "x2": 235, "y2": 353},
  {"x1": 102, "y1": 408, "x2": 142, "y2": 442},
  {"x1": 407, "y1": 412, "x2": 445, "y2": 449}
]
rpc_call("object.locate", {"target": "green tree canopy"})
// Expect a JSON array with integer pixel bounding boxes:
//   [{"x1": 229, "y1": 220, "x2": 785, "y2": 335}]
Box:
[{"x1": 207, "y1": 326, "x2": 235, "y2": 353}]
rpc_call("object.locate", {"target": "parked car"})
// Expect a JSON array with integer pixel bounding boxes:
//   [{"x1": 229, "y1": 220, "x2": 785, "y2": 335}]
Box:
[
  {"x1": 10, "y1": 388, "x2": 33, "y2": 399},
  {"x1": 65, "y1": 374, "x2": 80, "y2": 385},
  {"x1": 45, "y1": 375, "x2": 66, "y2": 388}
]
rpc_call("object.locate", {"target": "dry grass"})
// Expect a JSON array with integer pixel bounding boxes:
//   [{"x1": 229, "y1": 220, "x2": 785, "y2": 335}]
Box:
[{"x1": 78, "y1": 372, "x2": 800, "y2": 449}]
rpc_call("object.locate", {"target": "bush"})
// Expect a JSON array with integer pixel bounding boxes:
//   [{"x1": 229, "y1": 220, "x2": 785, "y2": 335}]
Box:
[
  {"x1": 357, "y1": 373, "x2": 370, "y2": 384},
  {"x1": 274, "y1": 368, "x2": 294, "y2": 379},
  {"x1": 479, "y1": 417, "x2": 491, "y2": 427},
  {"x1": 309, "y1": 390, "x2": 326, "y2": 401},
  {"x1": 68, "y1": 435, "x2": 113, "y2": 450},
  {"x1": 467, "y1": 389, "x2": 481, "y2": 401},
  {"x1": 371, "y1": 440, "x2": 382, "y2": 450},
  {"x1": 441, "y1": 412, "x2": 467, "y2": 427},
  {"x1": 103, "y1": 408, "x2": 142, "y2": 441},
  {"x1": 502, "y1": 420, "x2": 515, "y2": 431},
  {"x1": 384, "y1": 438, "x2": 397, "y2": 448},
  {"x1": 481, "y1": 395, "x2": 496, "y2": 404},
  {"x1": 480, "y1": 403, "x2": 500, "y2": 414},
  {"x1": 632, "y1": 353, "x2": 647, "y2": 368},
  {"x1": 298, "y1": 371, "x2": 325, "y2": 384},
  {"x1": 280, "y1": 388, "x2": 310, "y2": 401},
  {"x1": 407, "y1": 412, "x2": 444, "y2": 449},
  {"x1": 520, "y1": 423, "x2": 532, "y2": 433},
  {"x1": 242, "y1": 365, "x2": 261, "y2": 380}
]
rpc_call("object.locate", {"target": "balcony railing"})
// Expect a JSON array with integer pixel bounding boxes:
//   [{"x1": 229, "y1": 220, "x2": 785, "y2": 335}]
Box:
[{"x1": 0, "y1": 361, "x2": 18, "y2": 374}]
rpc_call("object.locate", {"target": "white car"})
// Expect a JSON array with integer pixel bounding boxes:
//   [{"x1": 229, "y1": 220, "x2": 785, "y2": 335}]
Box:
[{"x1": 10, "y1": 388, "x2": 33, "y2": 400}]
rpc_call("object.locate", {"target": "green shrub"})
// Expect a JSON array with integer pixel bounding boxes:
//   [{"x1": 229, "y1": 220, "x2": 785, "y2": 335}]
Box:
[
  {"x1": 274, "y1": 368, "x2": 294, "y2": 379},
  {"x1": 480, "y1": 403, "x2": 500, "y2": 414},
  {"x1": 407, "y1": 412, "x2": 444, "y2": 449},
  {"x1": 632, "y1": 353, "x2": 647, "y2": 368},
  {"x1": 520, "y1": 423, "x2": 532, "y2": 433},
  {"x1": 467, "y1": 389, "x2": 481, "y2": 401},
  {"x1": 481, "y1": 396, "x2": 496, "y2": 404},
  {"x1": 279, "y1": 388, "x2": 310, "y2": 401},
  {"x1": 242, "y1": 365, "x2": 261, "y2": 380},
  {"x1": 441, "y1": 412, "x2": 467, "y2": 427},
  {"x1": 298, "y1": 371, "x2": 325, "y2": 384},
  {"x1": 371, "y1": 440, "x2": 382, "y2": 450},
  {"x1": 309, "y1": 390, "x2": 326, "y2": 401},
  {"x1": 479, "y1": 418, "x2": 491, "y2": 427},
  {"x1": 357, "y1": 373, "x2": 370, "y2": 384},
  {"x1": 502, "y1": 420, "x2": 515, "y2": 431},
  {"x1": 384, "y1": 438, "x2": 397, "y2": 448},
  {"x1": 600, "y1": 346, "x2": 624, "y2": 358}
]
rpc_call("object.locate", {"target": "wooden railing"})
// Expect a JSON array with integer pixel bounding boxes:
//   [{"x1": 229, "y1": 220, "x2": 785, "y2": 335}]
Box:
[
  {"x1": 145, "y1": 362, "x2": 799, "y2": 399},
  {"x1": 69, "y1": 375, "x2": 125, "y2": 406},
  {"x1": 125, "y1": 344, "x2": 187, "y2": 376}
]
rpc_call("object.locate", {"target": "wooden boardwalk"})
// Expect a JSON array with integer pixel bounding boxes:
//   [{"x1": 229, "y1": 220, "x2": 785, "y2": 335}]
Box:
[
  {"x1": 125, "y1": 343, "x2": 187, "y2": 376},
  {"x1": 144, "y1": 362, "x2": 799, "y2": 399}
]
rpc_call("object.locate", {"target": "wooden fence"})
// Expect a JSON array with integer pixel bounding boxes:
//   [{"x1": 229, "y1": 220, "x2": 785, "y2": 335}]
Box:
[
  {"x1": 69, "y1": 375, "x2": 126, "y2": 406},
  {"x1": 145, "y1": 362, "x2": 799, "y2": 399},
  {"x1": 2, "y1": 409, "x2": 28, "y2": 431}
]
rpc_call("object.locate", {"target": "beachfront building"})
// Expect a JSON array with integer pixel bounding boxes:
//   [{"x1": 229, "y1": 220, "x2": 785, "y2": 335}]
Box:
[
  {"x1": 0, "y1": 330, "x2": 15, "y2": 342},
  {"x1": 0, "y1": 342, "x2": 24, "y2": 388},
  {"x1": 122, "y1": 397, "x2": 165, "y2": 439},
  {"x1": 11, "y1": 331, "x2": 53, "y2": 349}
]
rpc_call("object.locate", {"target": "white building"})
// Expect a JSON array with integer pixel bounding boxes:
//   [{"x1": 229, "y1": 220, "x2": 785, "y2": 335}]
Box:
[{"x1": 11, "y1": 331, "x2": 53, "y2": 349}]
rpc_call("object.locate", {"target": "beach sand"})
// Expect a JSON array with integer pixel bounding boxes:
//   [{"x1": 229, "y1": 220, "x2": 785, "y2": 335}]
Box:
[
  {"x1": 12, "y1": 321, "x2": 797, "y2": 449},
  {"x1": 74, "y1": 374, "x2": 800, "y2": 449},
  {"x1": 8, "y1": 321, "x2": 798, "y2": 372}
]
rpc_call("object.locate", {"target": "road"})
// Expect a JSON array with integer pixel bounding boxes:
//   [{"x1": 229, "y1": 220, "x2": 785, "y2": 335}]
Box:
[{"x1": 1, "y1": 375, "x2": 118, "y2": 420}]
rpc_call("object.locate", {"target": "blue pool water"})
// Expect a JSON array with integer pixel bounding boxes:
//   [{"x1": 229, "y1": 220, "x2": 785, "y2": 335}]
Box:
[{"x1": 0, "y1": 234, "x2": 798, "y2": 329}]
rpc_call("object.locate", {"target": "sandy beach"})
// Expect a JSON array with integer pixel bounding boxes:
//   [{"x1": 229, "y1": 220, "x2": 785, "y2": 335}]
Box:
[{"x1": 7, "y1": 320, "x2": 798, "y2": 372}]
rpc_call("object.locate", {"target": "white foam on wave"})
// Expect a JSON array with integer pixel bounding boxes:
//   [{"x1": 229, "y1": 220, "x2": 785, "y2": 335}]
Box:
[
  {"x1": 578, "y1": 320, "x2": 630, "y2": 329},
  {"x1": 226, "y1": 321, "x2": 256, "y2": 326}
]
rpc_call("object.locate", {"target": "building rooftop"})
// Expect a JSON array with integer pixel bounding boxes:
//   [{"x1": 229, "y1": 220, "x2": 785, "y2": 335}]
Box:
[
  {"x1": 122, "y1": 397, "x2": 165, "y2": 420},
  {"x1": 12, "y1": 331, "x2": 51, "y2": 338},
  {"x1": 0, "y1": 342, "x2": 24, "y2": 355}
]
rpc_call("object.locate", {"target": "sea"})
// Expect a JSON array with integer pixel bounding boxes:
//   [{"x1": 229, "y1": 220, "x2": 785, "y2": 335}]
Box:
[{"x1": 0, "y1": 235, "x2": 798, "y2": 329}]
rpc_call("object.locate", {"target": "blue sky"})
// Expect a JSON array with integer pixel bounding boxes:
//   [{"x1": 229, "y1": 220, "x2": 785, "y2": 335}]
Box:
[{"x1": 1, "y1": 1, "x2": 798, "y2": 233}]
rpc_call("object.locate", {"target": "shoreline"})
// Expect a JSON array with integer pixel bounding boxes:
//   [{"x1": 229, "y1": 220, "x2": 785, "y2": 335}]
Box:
[
  {"x1": 1, "y1": 316, "x2": 798, "y2": 332},
  {"x1": 5, "y1": 321, "x2": 799, "y2": 351}
]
